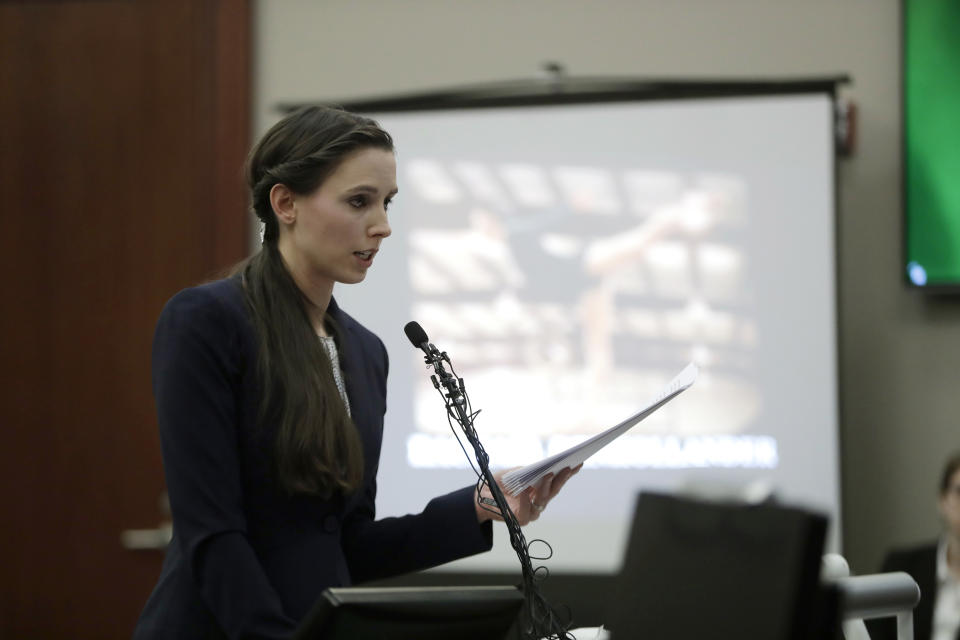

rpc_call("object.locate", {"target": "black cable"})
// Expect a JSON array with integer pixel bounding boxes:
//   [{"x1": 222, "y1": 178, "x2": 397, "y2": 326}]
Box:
[{"x1": 420, "y1": 350, "x2": 576, "y2": 640}]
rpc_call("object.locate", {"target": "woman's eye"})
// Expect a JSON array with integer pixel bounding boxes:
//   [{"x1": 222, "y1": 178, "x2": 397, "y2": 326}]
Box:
[
  {"x1": 384, "y1": 198, "x2": 393, "y2": 211},
  {"x1": 349, "y1": 196, "x2": 367, "y2": 209}
]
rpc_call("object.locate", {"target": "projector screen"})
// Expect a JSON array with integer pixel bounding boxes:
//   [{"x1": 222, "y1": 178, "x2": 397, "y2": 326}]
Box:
[{"x1": 332, "y1": 92, "x2": 840, "y2": 572}]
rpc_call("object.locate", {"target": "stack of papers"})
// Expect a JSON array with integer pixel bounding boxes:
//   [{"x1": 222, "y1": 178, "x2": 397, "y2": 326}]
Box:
[{"x1": 500, "y1": 362, "x2": 699, "y2": 496}]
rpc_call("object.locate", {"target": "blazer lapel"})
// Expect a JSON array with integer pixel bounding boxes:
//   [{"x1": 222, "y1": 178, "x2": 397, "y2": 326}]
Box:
[{"x1": 327, "y1": 297, "x2": 376, "y2": 449}]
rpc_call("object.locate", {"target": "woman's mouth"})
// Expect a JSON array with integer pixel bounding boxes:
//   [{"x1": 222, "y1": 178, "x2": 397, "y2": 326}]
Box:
[{"x1": 353, "y1": 250, "x2": 376, "y2": 268}]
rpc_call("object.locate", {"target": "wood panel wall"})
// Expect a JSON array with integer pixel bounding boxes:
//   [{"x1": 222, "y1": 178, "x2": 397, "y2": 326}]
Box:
[{"x1": 0, "y1": 1, "x2": 250, "y2": 637}]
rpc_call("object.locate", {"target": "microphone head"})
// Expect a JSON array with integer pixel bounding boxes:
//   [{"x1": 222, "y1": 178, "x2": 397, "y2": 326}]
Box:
[{"x1": 404, "y1": 321, "x2": 429, "y2": 348}]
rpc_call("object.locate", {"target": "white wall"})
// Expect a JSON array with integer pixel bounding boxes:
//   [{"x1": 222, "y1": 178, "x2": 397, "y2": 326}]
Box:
[{"x1": 253, "y1": 0, "x2": 960, "y2": 575}]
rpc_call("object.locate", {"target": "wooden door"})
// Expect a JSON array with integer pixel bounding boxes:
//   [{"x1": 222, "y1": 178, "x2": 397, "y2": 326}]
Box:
[{"x1": 0, "y1": 1, "x2": 250, "y2": 637}]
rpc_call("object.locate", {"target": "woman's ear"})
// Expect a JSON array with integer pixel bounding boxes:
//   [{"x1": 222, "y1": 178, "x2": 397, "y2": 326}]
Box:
[{"x1": 269, "y1": 183, "x2": 297, "y2": 226}]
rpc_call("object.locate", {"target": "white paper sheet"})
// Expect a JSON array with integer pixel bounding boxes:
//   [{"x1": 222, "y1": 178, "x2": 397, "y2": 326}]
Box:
[{"x1": 500, "y1": 362, "x2": 699, "y2": 496}]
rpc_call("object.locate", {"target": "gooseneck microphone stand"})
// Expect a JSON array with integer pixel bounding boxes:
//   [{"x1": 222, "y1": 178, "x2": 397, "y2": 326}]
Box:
[{"x1": 404, "y1": 322, "x2": 574, "y2": 640}]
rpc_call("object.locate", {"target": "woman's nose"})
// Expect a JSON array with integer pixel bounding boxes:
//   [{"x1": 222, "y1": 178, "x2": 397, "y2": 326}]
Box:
[{"x1": 369, "y1": 208, "x2": 391, "y2": 238}]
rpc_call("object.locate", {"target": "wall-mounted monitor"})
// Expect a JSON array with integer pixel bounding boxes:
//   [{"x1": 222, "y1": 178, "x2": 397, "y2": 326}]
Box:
[{"x1": 903, "y1": 0, "x2": 960, "y2": 289}]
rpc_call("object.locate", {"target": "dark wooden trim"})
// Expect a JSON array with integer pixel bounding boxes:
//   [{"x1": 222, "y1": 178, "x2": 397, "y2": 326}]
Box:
[
  {"x1": 280, "y1": 75, "x2": 851, "y2": 114},
  {"x1": 212, "y1": 0, "x2": 252, "y2": 270}
]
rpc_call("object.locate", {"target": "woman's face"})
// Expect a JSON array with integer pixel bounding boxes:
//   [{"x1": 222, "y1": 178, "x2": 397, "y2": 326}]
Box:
[
  {"x1": 939, "y1": 467, "x2": 960, "y2": 538},
  {"x1": 279, "y1": 147, "x2": 397, "y2": 289}
]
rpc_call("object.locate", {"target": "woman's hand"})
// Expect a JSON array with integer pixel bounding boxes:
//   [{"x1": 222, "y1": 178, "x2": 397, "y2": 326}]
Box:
[{"x1": 475, "y1": 464, "x2": 582, "y2": 525}]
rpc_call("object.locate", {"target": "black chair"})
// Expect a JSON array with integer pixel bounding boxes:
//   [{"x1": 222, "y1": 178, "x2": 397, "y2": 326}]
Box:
[{"x1": 607, "y1": 491, "x2": 837, "y2": 639}]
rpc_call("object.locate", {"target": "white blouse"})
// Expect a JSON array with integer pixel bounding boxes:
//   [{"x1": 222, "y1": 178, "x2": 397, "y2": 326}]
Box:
[
  {"x1": 932, "y1": 537, "x2": 960, "y2": 640},
  {"x1": 319, "y1": 335, "x2": 351, "y2": 416}
]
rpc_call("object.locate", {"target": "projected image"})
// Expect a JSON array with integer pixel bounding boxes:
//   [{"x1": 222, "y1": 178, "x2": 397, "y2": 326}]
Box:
[
  {"x1": 334, "y1": 96, "x2": 839, "y2": 571},
  {"x1": 401, "y1": 158, "x2": 771, "y2": 471}
]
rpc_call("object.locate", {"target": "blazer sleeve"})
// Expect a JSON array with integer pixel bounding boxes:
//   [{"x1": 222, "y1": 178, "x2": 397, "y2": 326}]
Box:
[
  {"x1": 342, "y1": 483, "x2": 494, "y2": 584},
  {"x1": 153, "y1": 287, "x2": 297, "y2": 639},
  {"x1": 338, "y1": 334, "x2": 493, "y2": 584}
]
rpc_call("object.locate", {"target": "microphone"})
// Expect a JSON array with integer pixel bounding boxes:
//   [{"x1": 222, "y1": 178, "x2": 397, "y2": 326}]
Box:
[
  {"x1": 403, "y1": 321, "x2": 431, "y2": 353},
  {"x1": 404, "y1": 320, "x2": 444, "y2": 362},
  {"x1": 402, "y1": 320, "x2": 567, "y2": 639},
  {"x1": 405, "y1": 320, "x2": 460, "y2": 399}
]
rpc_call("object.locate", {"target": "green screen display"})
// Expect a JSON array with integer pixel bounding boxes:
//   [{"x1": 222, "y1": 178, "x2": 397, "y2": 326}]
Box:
[{"x1": 904, "y1": 0, "x2": 960, "y2": 287}]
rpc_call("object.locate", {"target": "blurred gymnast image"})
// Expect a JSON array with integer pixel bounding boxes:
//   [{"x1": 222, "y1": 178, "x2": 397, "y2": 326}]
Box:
[{"x1": 132, "y1": 106, "x2": 579, "y2": 639}]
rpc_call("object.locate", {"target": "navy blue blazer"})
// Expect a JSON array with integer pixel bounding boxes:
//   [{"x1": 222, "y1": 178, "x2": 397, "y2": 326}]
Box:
[{"x1": 133, "y1": 277, "x2": 493, "y2": 640}]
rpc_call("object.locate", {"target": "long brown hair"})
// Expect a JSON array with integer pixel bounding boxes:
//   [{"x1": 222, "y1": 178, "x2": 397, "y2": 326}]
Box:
[
  {"x1": 241, "y1": 105, "x2": 394, "y2": 497},
  {"x1": 940, "y1": 452, "x2": 960, "y2": 497}
]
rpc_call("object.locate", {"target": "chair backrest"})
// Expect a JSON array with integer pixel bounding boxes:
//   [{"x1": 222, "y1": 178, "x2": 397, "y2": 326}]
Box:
[{"x1": 607, "y1": 491, "x2": 830, "y2": 640}]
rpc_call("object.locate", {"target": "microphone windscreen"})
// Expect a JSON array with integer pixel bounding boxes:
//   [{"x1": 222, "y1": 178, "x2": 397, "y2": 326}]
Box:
[{"x1": 404, "y1": 321, "x2": 429, "y2": 348}]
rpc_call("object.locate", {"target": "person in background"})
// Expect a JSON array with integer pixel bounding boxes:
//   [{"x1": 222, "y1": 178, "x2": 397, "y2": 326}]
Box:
[
  {"x1": 132, "y1": 105, "x2": 579, "y2": 640},
  {"x1": 870, "y1": 452, "x2": 960, "y2": 640}
]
